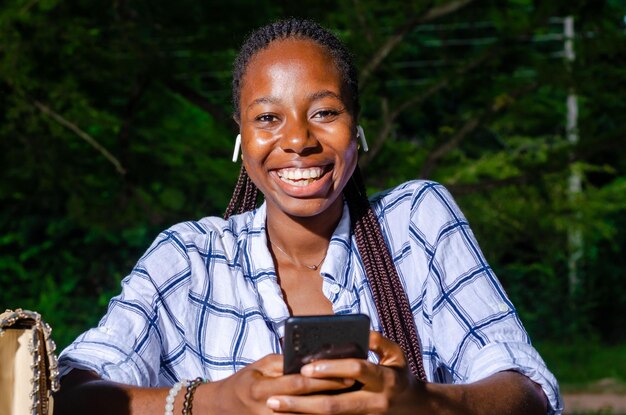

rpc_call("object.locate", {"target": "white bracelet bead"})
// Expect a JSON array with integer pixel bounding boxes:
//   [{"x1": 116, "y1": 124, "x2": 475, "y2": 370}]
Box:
[{"x1": 164, "y1": 380, "x2": 188, "y2": 415}]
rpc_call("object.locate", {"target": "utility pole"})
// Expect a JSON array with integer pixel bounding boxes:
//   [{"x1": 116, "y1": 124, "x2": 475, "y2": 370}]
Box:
[{"x1": 565, "y1": 16, "x2": 582, "y2": 299}]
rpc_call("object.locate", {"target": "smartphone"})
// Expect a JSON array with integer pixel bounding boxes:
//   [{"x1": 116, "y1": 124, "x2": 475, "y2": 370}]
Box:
[{"x1": 283, "y1": 314, "x2": 370, "y2": 375}]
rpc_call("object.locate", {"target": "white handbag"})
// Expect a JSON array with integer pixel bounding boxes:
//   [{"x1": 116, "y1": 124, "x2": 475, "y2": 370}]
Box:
[{"x1": 0, "y1": 309, "x2": 60, "y2": 415}]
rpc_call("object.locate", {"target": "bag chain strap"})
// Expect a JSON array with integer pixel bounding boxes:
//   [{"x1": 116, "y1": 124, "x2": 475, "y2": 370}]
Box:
[{"x1": 1, "y1": 309, "x2": 60, "y2": 415}]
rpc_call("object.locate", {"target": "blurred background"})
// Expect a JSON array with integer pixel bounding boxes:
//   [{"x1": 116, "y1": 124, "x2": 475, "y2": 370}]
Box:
[{"x1": 1, "y1": 0, "x2": 625, "y2": 405}]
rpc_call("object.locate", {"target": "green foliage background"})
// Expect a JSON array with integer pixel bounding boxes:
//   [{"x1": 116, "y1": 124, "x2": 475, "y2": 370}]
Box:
[{"x1": 1, "y1": 0, "x2": 625, "y2": 384}]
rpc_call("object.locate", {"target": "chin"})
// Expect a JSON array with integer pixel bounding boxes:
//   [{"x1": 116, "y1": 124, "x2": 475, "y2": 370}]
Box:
[
  {"x1": 270, "y1": 195, "x2": 342, "y2": 219},
  {"x1": 283, "y1": 200, "x2": 332, "y2": 218}
]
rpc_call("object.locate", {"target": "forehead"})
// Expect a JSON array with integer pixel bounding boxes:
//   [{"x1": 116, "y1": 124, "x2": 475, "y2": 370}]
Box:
[{"x1": 241, "y1": 38, "x2": 343, "y2": 91}]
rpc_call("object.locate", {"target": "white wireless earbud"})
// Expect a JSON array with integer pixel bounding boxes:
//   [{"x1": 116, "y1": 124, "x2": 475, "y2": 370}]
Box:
[
  {"x1": 232, "y1": 134, "x2": 242, "y2": 162},
  {"x1": 357, "y1": 125, "x2": 368, "y2": 152}
]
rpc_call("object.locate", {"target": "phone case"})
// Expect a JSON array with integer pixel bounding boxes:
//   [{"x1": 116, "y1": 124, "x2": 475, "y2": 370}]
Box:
[{"x1": 283, "y1": 314, "x2": 370, "y2": 375}]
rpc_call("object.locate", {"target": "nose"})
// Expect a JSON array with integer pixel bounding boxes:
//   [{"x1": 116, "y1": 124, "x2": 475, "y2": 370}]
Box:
[{"x1": 279, "y1": 120, "x2": 320, "y2": 155}]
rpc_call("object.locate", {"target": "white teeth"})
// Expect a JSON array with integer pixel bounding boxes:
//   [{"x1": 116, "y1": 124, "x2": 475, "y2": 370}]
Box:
[{"x1": 277, "y1": 167, "x2": 323, "y2": 185}]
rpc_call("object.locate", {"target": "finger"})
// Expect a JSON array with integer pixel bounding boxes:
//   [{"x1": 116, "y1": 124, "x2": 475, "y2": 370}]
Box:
[
  {"x1": 253, "y1": 373, "x2": 355, "y2": 398},
  {"x1": 267, "y1": 390, "x2": 382, "y2": 414},
  {"x1": 301, "y1": 358, "x2": 390, "y2": 392},
  {"x1": 369, "y1": 331, "x2": 406, "y2": 368},
  {"x1": 301, "y1": 358, "x2": 367, "y2": 379},
  {"x1": 301, "y1": 357, "x2": 411, "y2": 395},
  {"x1": 252, "y1": 353, "x2": 284, "y2": 377}
]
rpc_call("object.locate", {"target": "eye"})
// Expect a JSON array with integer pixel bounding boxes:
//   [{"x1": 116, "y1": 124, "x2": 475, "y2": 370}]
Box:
[
  {"x1": 255, "y1": 114, "x2": 279, "y2": 123},
  {"x1": 312, "y1": 109, "x2": 340, "y2": 120}
]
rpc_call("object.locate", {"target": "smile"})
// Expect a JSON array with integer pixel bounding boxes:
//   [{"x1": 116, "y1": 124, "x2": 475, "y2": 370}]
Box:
[{"x1": 276, "y1": 167, "x2": 326, "y2": 186}]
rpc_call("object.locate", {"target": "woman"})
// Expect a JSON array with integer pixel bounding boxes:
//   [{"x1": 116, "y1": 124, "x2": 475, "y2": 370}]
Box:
[{"x1": 56, "y1": 19, "x2": 562, "y2": 414}]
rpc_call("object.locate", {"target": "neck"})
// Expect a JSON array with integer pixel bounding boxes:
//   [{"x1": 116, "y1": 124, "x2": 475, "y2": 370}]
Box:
[{"x1": 265, "y1": 198, "x2": 343, "y2": 261}]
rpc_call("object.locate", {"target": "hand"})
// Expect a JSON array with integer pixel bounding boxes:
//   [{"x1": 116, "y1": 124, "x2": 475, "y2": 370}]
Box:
[
  {"x1": 205, "y1": 354, "x2": 356, "y2": 415},
  {"x1": 265, "y1": 331, "x2": 416, "y2": 414}
]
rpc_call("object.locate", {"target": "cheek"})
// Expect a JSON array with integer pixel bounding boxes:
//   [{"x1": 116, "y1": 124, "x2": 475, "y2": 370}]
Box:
[
  {"x1": 242, "y1": 156, "x2": 266, "y2": 196},
  {"x1": 241, "y1": 132, "x2": 273, "y2": 161},
  {"x1": 240, "y1": 135, "x2": 269, "y2": 186},
  {"x1": 337, "y1": 141, "x2": 358, "y2": 180},
  {"x1": 341, "y1": 126, "x2": 359, "y2": 159},
  {"x1": 347, "y1": 145, "x2": 358, "y2": 172}
]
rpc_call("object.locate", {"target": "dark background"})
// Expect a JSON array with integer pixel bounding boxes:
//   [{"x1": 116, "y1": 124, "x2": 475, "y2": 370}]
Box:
[{"x1": 1, "y1": 0, "x2": 625, "y2": 387}]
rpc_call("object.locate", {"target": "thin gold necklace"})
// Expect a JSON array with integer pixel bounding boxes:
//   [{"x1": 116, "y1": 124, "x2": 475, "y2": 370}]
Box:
[{"x1": 269, "y1": 240, "x2": 327, "y2": 271}]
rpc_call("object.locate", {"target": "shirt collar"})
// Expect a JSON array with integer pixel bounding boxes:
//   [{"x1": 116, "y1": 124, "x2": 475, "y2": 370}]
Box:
[
  {"x1": 248, "y1": 203, "x2": 276, "y2": 273},
  {"x1": 319, "y1": 201, "x2": 355, "y2": 290}
]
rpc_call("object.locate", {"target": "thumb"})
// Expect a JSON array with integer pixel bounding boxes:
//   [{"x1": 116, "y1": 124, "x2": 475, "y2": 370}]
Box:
[
  {"x1": 253, "y1": 353, "x2": 284, "y2": 377},
  {"x1": 369, "y1": 331, "x2": 407, "y2": 368}
]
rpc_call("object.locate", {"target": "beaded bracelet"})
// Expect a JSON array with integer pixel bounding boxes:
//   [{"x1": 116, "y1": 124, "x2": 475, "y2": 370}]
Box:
[
  {"x1": 182, "y1": 377, "x2": 207, "y2": 415},
  {"x1": 164, "y1": 380, "x2": 188, "y2": 415}
]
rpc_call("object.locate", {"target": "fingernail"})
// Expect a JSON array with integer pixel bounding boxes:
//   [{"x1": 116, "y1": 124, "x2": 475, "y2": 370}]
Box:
[
  {"x1": 301, "y1": 365, "x2": 314, "y2": 376},
  {"x1": 267, "y1": 397, "x2": 280, "y2": 410}
]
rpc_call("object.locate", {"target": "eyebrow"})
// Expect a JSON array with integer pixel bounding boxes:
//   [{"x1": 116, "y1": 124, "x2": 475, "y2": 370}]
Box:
[
  {"x1": 247, "y1": 96, "x2": 280, "y2": 110},
  {"x1": 306, "y1": 90, "x2": 342, "y2": 102},
  {"x1": 246, "y1": 90, "x2": 343, "y2": 110}
]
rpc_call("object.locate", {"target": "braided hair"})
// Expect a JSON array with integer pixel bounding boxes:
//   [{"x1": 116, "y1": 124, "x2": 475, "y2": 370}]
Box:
[{"x1": 225, "y1": 18, "x2": 426, "y2": 381}]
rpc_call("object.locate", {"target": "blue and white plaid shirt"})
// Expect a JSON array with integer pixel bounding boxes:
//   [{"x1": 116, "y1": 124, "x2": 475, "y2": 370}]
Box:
[{"x1": 59, "y1": 180, "x2": 562, "y2": 413}]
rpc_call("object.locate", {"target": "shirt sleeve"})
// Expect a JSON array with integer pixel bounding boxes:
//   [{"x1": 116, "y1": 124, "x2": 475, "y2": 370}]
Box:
[
  {"x1": 411, "y1": 182, "x2": 563, "y2": 414},
  {"x1": 58, "y1": 229, "x2": 192, "y2": 386}
]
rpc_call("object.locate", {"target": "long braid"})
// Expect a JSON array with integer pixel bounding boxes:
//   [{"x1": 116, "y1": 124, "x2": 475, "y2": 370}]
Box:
[
  {"x1": 344, "y1": 166, "x2": 427, "y2": 381},
  {"x1": 228, "y1": 18, "x2": 427, "y2": 382},
  {"x1": 224, "y1": 165, "x2": 258, "y2": 218}
]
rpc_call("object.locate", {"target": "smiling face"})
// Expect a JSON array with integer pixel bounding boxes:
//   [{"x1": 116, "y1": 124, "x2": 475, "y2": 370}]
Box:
[{"x1": 238, "y1": 38, "x2": 358, "y2": 221}]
